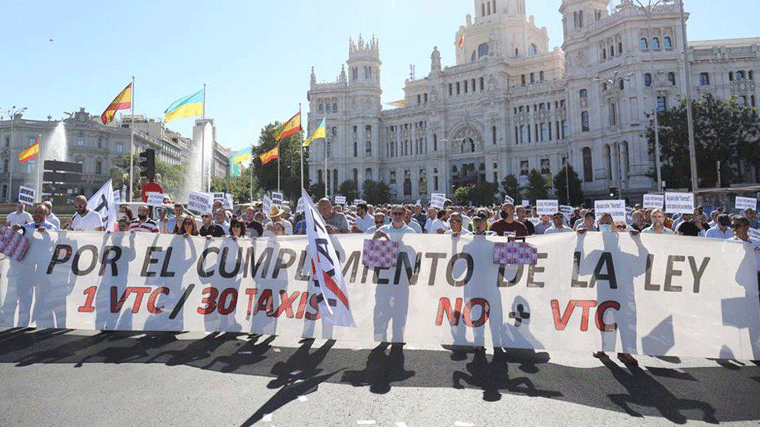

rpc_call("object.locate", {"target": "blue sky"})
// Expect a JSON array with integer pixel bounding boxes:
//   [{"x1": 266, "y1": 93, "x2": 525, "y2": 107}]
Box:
[{"x1": 1, "y1": 0, "x2": 758, "y2": 151}]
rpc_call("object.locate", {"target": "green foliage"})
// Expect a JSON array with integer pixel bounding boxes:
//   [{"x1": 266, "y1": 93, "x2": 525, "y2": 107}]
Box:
[
  {"x1": 453, "y1": 182, "x2": 500, "y2": 206},
  {"x1": 524, "y1": 169, "x2": 548, "y2": 203},
  {"x1": 210, "y1": 166, "x2": 258, "y2": 203},
  {"x1": 362, "y1": 180, "x2": 391, "y2": 205},
  {"x1": 501, "y1": 174, "x2": 520, "y2": 201},
  {"x1": 252, "y1": 122, "x2": 309, "y2": 201},
  {"x1": 552, "y1": 165, "x2": 585, "y2": 206},
  {"x1": 120, "y1": 153, "x2": 186, "y2": 200},
  {"x1": 308, "y1": 182, "x2": 326, "y2": 200},
  {"x1": 646, "y1": 94, "x2": 760, "y2": 189},
  {"x1": 337, "y1": 180, "x2": 360, "y2": 204}
]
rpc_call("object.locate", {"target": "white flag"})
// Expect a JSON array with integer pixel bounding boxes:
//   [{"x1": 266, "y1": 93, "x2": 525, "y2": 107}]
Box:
[
  {"x1": 302, "y1": 188, "x2": 356, "y2": 327},
  {"x1": 88, "y1": 179, "x2": 117, "y2": 232}
]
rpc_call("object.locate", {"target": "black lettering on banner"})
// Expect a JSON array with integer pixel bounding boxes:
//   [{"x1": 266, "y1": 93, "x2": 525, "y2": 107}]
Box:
[
  {"x1": 72, "y1": 245, "x2": 98, "y2": 276},
  {"x1": 526, "y1": 253, "x2": 548, "y2": 288},
  {"x1": 272, "y1": 248, "x2": 297, "y2": 279},
  {"x1": 446, "y1": 253, "x2": 474, "y2": 287},
  {"x1": 394, "y1": 252, "x2": 421, "y2": 285},
  {"x1": 169, "y1": 284, "x2": 195, "y2": 320},
  {"x1": 497, "y1": 264, "x2": 523, "y2": 288},
  {"x1": 571, "y1": 251, "x2": 587, "y2": 288},
  {"x1": 197, "y1": 247, "x2": 219, "y2": 278},
  {"x1": 373, "y1": 267, "x2": 390, "y2": 285},
  {"x1": 296, "y1": 250, "x2": 311, "y2": 281},
  {"x1": 160, "y1": 246, "x2": 176, "y2": 277},
  {"x1": 664, "y1": 255, "x2": 685, "y2": 292},
  {"x1": 689, "y1": 256, "x2": 709, "y2": 293},
  {"x1": 644, "y1": 254, "x2": 660, "y2": 291},
  {"x1": 250, "y1": 247, "x2": 274, "y2": 278},
  {"x1": 141, "y1": 246, "x2": 163, "y2": 278},
  {"x1": 342, "y1": 251, "x2": 361, "y2": 282},
  {"x1": 47, "y1": 244, "x2": 73, "y2": 274},
  {"x1": 589, "y1": 252, "x2": 617, "y2": 289},
  {"x1": 219, "y1": 247, "x2": 242, "y2": 278},
  {"x1": 98, "y1": 245, "x2": 122, "y2": 276},
  {"x1": 425, "y1": 253, "x2": 447, "y2": 286},
  {"x1": 93, "y1": 194, "x2": 109, "y2": 215}
]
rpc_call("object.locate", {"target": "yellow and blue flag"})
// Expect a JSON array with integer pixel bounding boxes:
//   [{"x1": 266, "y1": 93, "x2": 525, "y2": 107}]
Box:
[
  {"x1": 229, "y1": 147, "x2": 253, "y2": 177},
  {"x1": 303, "y1": 118, "x2": 326, "y2": 147},
  {"x1": 164, "y1": 90, "x2": 203, "y2": 123}
]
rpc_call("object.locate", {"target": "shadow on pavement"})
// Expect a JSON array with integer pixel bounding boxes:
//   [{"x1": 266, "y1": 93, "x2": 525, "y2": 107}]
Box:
[{"x1": 0, "y1": 329, "x2": 759, "y2": 424}]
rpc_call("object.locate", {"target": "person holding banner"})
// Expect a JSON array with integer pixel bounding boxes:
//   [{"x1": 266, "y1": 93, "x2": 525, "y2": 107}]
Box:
[
  {"x1": 68, "y1": 195, "x2": 105, "y2": 232},
  {"x1": 199, "y1": 211, "x2": 225, "y2": 238},
  {"x1": 317, "y1": 198, "x2": 349, "y2": 234},
  {"x1": 42, "y1": 201, "x2": 60, "y2": 230},
  {"x1": 516, "y1": 205, "x2": 535, "y2": 235},
  {"x1": 471, "y1": 212, "x2": 496, "y2": 236},
  {"x1": 444, "y1": 212, "x2": 470, "y2": 236},
  {"x1": 705, "y1": 214, "x2": 733, "y2": 240},
  {"x1": 20, "y1": 204, "x2": 57, "y2": 232},
  {"x1": 176, "y1": 216, "x2": 200, "y2": 237},
  {"x1": 6, "y1": 202, "x2": 32, "y2": 227},
  {"x1": 164, "y1": 203, "x2": 186, "y2": 235},
  {"x1": 490, "y1": 203, "x2": 528, "y2": 237},
  {"x1": 129, "y1": 205, "x2": 159, "y2": 233},
  {"x1": 373, "y1": 205, "x2": 416, "y2": 240},
  {"x1": 544, "y1": 212, "x2": 573, "y2": 234},
  {"x1": 242, "y1": 207, "x2": 264, "y2": 238},
  {"x1": 228, "y1": 219, "x2": 247, "y2": 239},
  {"x1": 641, "y1": 209, "x2": 674, "y2": 235}
]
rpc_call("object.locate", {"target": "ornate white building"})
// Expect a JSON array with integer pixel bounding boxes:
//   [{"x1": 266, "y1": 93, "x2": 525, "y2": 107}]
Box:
[{"x1": 307, "y1": 0, "x2": 759, "y2": 203}]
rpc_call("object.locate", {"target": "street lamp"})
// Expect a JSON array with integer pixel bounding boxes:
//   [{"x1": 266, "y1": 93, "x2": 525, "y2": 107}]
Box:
[
  {"x1": 4, "y1": 106, "x2": 28, "y2": 202},
  {"x1": 633, "y1": 0, "x2": 671, "y2": 192},
  {"x1": 593, "y1": 72, "x2": 632, "y2": 200},
  {"x1": 678, "y1": 0, "x2": 699, "y2": 192}
]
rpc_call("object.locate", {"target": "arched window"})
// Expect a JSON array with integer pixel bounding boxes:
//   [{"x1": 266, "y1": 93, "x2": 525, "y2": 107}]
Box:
[
  {"x1": 583, "y1": 147, "x2": 593, "y2": 182},
  {"x1": 700, "y1": 72, "x2": 710, "y2": 86},
  {"x1": 365, "y1": 168, "x2": 373, "y2": 181},
  {"x1": 581, "y1": 111, "x2": 590, "y2": 132},
  {"x1": 353, "y1": 142, "x2": 357, "y2": 157},
  {"x1": 652, "y1": 37, "x2": 660, "y2": 50},
  {"x1": 663, "y1": 37, "x2": 672, "y2": 49},
  {"x1": 602, "y1": 48, "x2": 607, "y2": 60},
  {"x1": 729, "y1": 71, "x2": 734, "y2": 81},
  {"x1": 332, "y1": 103, "x2": 338, "y2": 113},
  {"x1": 618, "y1": 42, "x2": 623, "y2": 54},
  {"x1": 640, "y1": 38, "x2": 648, "y2": 51},
  {"x1": 318, "y1": 104, "x2": 324, "y2": 113},
  {"x1": 478, "y1": 43, "x2": 489, "y2": 58},
  {"x1": 579, "y1": 89, "x2": 588, "y2": 99},
  {"x1": 749, "y1": 70, "x2": 754, "y2": 80},
  {"x1": 366, "y1": 141, "x2": 372, "y2": 157},
  {"x1": 530, "y1": 44, "x2": 537, "y2": 56},
  {"x1": 667, "y1": 72, "x2": 676, "y2": 85}
]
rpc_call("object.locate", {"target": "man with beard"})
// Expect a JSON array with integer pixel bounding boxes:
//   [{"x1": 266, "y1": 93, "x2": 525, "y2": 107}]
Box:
[
  {"x1": 544, "y1": 212, "x2": 573, "y2": 233},
  {"x1": 413, "y1": 203, "x2": 428, "y2": 231},
  {"x1": 129, "y1": 204, "x2": 160, "y2": 233},
  {"x1": 67, "y1": 195, "x2": 104, "y2": 232},
  {"x1": 630, "y1": 210, "x2": 647, "y2": 232},
  {"x1": 642, "y1": 209, "x2": 674, "y2": 235},
  {"x1": 243, "y1": 206, "x2": 264, "y2": 237},
  {"x1": 20, "y1": 204, "x2": 58, "y2": 232},
  {"x1": 675, "y1": 213, "x2": 701, "y2": 237},
  {"x1": 489, "y1": 203, "x2": 528, "y2": 237}
]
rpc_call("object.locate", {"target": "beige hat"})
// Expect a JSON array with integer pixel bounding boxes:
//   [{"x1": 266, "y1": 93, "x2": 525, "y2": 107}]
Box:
[{"x1": 269, "y1": 206, "x2": 284, "y2": 218}]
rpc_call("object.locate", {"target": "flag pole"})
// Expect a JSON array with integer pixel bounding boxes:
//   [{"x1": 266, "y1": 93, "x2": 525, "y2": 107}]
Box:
[
  {"x1": 324, "y1": 123, "x2": 328, "y2": 199},
  {"x1": 299, "y1": 103, "x2": 304, "y2": 193},
  {"x1": 36, "y1": 133, "x2": 42, "y2": 203},
  {"x1": 129, "y1": 75, "x2": 135, "y2": 202},
  {"x1": 277, "y1": 144, "x2": 281, "y2": 193},
  {"x1": 201, "y1": 83, "x2": 208, "y2": 193}
]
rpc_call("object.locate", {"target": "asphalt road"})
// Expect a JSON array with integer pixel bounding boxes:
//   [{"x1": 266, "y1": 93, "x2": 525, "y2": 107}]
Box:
[{"x1": 0, "y1": 328, "x2": 758, "y2": 426}]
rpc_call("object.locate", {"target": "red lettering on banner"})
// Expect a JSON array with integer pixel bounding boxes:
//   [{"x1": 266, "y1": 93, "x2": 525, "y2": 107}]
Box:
[
  {"x1": 595, "y1": 300, "x2": 621, "y2": 332},
  {"x1": 129, "y1": 287, "x2": 151, "y2": 314},
  {"x1": 463, "y1": 298, "x2": 490, "y2": 327},
  {"x1": 217, "y1": 288, "x2": 238, "y2": 315},
  {"x1": 304, "y1": 293, "x2": 321, "y2": 320},
  {"x1": 575, "y1": 300, "x2": 597, "y2": 331},
  {"x1": 551, "y1": 300, "x2": 576, "y2": 331},
  {"x1": 147, "y1": 287, "x2": 170, "y2": 314},
  {"x1": 197, "y1": 287, "x2": 219, "y2": 315},
  {"x1": 245, "y1": 288, "x2": 257, "y2": 317},
  {"x1": 435, "y1": 297, "x2": 463, "y2": 326},
  {"x1": 272, "y1": 291, "x2": 300, "y2": 318},
  {"x1": 295, "y1": 292, "x2": 310, "y2": 319},
  {"x1": 111, "y1": 287, "x2": 131, "y2": 313},
  {"x1": 78, "y1": 286, "x2": 97, "y2": 313},
  {"x1": 254, "y1": 289, "x2": 274, "y2": 316}
]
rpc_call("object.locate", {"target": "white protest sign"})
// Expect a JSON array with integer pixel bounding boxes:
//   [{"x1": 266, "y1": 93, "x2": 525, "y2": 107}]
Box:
[
  {"x1": 263, "y1": 195, "x2": 272, "y2": 215},
  {"x1": 504, "y1": 195, "x2": 514, "y2": 204},
  {"x1": 224, "y1": 194, "x2": 234, "y2": 210},
  {"x1": 595, "y1": 199, "x2": 627, "y2": 222},
  {"x1": 430, "y1": 193, "x2": 446, "y2": 210},
  {"x1": 354, "y1": 199, "x2": 367, "y2": 206},
  {"x1": 560, "y1": 205, "x2": 573, "y2": 216},
  {"x1": 296, "y1": 197, "x2": 305, "y2": 214},
  {"x1": 113, "y1": 190, "x2": 121, "y2": 205},
  {"x1": 334, "y1": 195, "x2": 346, "y2": 205},
  {"x1": 665, "y1": 192, "x2": 694, "y2": 214},
  {"x1": 18, "y1": 186, "x2": 35, "y2": 206},
  {"x1": 87, "y1": 179, "x2": 117, "y2": 231},
  {"x1": 147, "y1": 192, "x2": 165, "y2": 207},
  {"x1": 188, "y1": 191, "x2": 213, "y2": 214},
  {"x1": 271, "y1": 192, "x2": 283, "y2": 207},
  {"x1": 643, "y1": 194, "x2": 664, "y2": 209},
  {"x1": 212, "y1": 192, "x2": 225, "y2": 203},
  {"x1": 521, "y1": 200, "x2": 530, "y2": 207},
  {"x1": 536, "y1": 200, "x2": 559, "y2": 215},
  {"x1": 736, "y1": 196, "x2": 757, "y2": 211}
]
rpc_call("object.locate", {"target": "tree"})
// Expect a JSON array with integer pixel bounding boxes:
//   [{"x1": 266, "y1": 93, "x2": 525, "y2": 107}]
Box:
[
  {"x1": 252, "y1": 122, "x2": 309, "y2": 201},
  {"x1": 501, "y1": 174, "x2": 520, "y2": 201},
  {"x1": 337, "y1": 180, "x2": 360, "y2": 204},
  {"x1": 453, "y1": 182, "x2": 500, "y2": 206},
  {"x1": 646, "y1": 94, "x2": 760, "y2": 190},
  {"x1": 553, "y1": 165, "x2": 584, "y2": 206},
  {"x1": 120, "y1": 153, "x2": 186, "y2": 201},
  {"x1": 524, "y1": 169, "x2": 548, "y2": 203},
  {"x1": 210, "y1": 166, "x2": 258, "y2": 203},
  {"x1": 362, "y1": 180, "x2": 391, "y2": 205}
]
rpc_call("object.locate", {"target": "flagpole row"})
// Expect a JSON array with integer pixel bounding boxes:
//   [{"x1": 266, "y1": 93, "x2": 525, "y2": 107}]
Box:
[
  {"x1": 201, "y1": 83, "x2": 208, "y2": 194},
  {"x1": 129, "y1": 76, "x2": 135, "y2": 203},
  {"x1": 36, "y1": 133, "x2": 42, "y2": 203}
]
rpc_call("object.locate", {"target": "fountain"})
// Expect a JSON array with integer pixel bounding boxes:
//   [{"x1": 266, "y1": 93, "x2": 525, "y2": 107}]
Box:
[
  {"x1": 43, "y1": 121, "x2": 68, "y2": 162},
  {"x1": 176, "y1": 120, "x2": 210, "y2": 202}
]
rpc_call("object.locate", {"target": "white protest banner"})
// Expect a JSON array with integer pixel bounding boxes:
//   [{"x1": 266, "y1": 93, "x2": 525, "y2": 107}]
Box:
[
  {"x1": 504, "y1": 195, "x2": 514, "y2": 204},
  {"x1": 224, "y1": 194, "x2": 234, "y2": 210},
  {"x1": 665, "y1": 192, "x2": 694, "y2": 214},
  {"x1": 271, "y1": 192, "x2": 283, "y2": 207},
  {"x1": 560, "y1": 205, "x2": 573, "y2": 216},
  {"x1": 334, "y1": 195, "x2": 346, "y2": 205},
  {"x1": 87, "y1": 179, "x2": 117, "y2": 232},
  {"x1": 536, "y1": 200, "x2": 559, "y2": 216},
  {"x1": 188, "y1": 191, "x2": 212, "y2": 214},
  {"x1": 736, "y1": 196, "x2": 758, "y2": 212},
  {"x1": 595, "y1": 199, "x2": 627, "y2": 222},
  {"x1": 430, "y1": 193, "x2": 446, "y2": 210},
  {"x1": 1, "y1": 232, "x2": 757, "y2": 359},
  {"x1": 643, "y1": 194, "x2": 664, "y2": 209},
  {"x1": 18, "y1": 186, "x2": 35, "y2": 206},
  {"x1": 521, "y1": 200, "x2": 530, "y2": 207},
  {"x1": 302, "y1": 188, "x2": 356, "y2": 327},
  {"x1": 146, "y1": 192, "x2": 165, "y2": 207}
]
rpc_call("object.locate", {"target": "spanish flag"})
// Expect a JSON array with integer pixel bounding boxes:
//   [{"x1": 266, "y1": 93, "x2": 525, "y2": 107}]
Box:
[
  {"x1": 457, "y1": 33, "x2": 465, "y2": 50},
  {"x1": 303, "y1": 118, "x2": 325, "y2": 147},
  {"x1": 101, "y1": 83, "x2": 133, "y2": 125},
  {"x1": 164, "y1": 90, "x2": 204, "y2": 123},
  {"x1": 19, "y1": 140, "x2": 39, "y2": 163},
  {"x1": 275, "y1": 112, "x2": 301, "y2": 141},
  {"x1": 259, "y1": 145, "x2": 279, "y2": 166}
]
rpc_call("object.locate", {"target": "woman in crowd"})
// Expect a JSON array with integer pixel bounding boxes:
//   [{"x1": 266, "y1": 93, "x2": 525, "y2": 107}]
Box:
[
  {"x1": 175, "y1": 216, "x2": 200, "y2": 236},
  {"x1": 229, "y1": 219, "x2": 247, "y2": 239}
]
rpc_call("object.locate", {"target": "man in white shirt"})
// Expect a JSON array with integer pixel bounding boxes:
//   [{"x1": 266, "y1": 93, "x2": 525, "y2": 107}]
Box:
[
  {"x1": 641, "y1": 209, "x2": 674, "y2": 235},
  {"x1": 705, "y1": 214, "x2": 733, "y2": 240},
  {"x1": 68, "y1": 195, "x2": 105, "y2": 232},
  {"x1": 353, "y1": 203, "x2": 374, "y2": 233},
  {"x1": 6, "y1": 203, "x2": 33, "y2": 227},
  {"x1": 444, "y1": 212, "x2": 471, "y2": 236},
  {"x1": 428, "y1": 210, "x2": 449, "y2": 234},
  {"x1": 403, "y1": 208, "x2": 423, "y2": 233},
  {"x1": 42, "y1": 201, "x2": 61, "y2": 229},
  {"x1": 544, "y1": 212, "x2": 574, "y2": 233}
]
